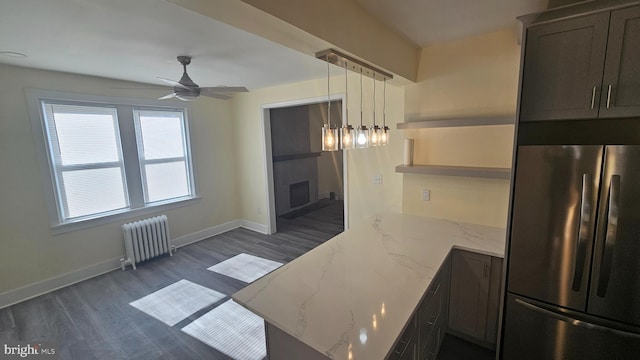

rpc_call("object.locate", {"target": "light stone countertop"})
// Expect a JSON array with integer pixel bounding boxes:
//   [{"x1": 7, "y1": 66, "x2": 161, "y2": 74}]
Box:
[{"x1": 232, "y1": 212, "x2": 506, "y2": 360}]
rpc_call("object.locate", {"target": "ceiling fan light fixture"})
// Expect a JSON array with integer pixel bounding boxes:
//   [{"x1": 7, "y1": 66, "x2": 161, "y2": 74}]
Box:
[{"x1": 155, "y1": 55, "x2": 248, "y2": 101}]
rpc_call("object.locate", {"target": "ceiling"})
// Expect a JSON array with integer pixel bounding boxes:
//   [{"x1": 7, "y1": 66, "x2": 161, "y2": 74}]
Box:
[
  {"x1": 353, "y1": 0, "x2": 548, "y2": 47},
  {"x1": 0, "y1": 0, "x2": 549, "y2": 91},
  {"x1": 0, "y1": 0, "x2": 327, "y2": 90}
]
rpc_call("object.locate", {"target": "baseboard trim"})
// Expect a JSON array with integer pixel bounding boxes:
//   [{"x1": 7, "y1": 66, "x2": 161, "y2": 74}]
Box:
[
  {"x1": 0, "y1": 257, "x2": 122, "y2": 310},
  {"x1": 0, "y1": 218, "x2": 269, "y2": 309},
  {"x1": 319, "y1": 192, "x2": 343, "y2": 200},
  {"x1": 239, "y1": 219, "x2": 269, "y2": 234},
  {"x1": 173, "y1": 219, "x2": 243, "y2": 248}
]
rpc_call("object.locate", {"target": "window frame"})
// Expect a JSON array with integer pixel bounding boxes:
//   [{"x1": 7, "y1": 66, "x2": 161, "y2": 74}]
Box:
[
  {"x1": 42, "y1": 102, "x2": 130, "y2": 220},
  {"x1": 27, "y1": 89, "x2": 199, "y2": 234},
  {"x1": 133, "y1": 108, "x2": 195, "y2": 205}
]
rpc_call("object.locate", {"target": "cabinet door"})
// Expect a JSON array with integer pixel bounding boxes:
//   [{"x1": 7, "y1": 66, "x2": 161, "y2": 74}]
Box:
[
  {"x1": 599, "y1": 6, "x2": 640, "y2": 118},
  {"x1": 448, "y1": 250, "x2": 490, "y2": 340},
  {"x1": 520, "y1": 12, "x2": 610, "y2": 122}
]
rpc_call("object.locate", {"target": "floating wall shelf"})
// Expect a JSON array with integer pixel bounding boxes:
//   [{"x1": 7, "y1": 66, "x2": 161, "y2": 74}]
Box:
[
  {"x1": 395, "y1": 165, "x2": 511, "y2": 179},
  {"x1": 396, "y1": 116, "x2": 514, "y2": 130}
]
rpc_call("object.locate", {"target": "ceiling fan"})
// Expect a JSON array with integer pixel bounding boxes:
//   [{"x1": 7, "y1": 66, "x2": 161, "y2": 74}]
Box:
[{"x1": 157, "y1": 56, "x2": 248, "y2": 101}]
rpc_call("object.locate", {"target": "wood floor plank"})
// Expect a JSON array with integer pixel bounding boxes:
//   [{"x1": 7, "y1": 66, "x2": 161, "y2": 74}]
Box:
[
  {"x1": 0, "y1": 306, "x2": 15, "y2": 332},
  {"x1": 5, "y1": 200, "x2": 343, "y2": 359}
]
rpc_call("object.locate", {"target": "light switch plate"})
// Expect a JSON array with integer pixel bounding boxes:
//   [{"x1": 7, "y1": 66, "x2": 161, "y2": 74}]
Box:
[{"x1": 422, "y1": 189, "x2": 430, "y2": 201}]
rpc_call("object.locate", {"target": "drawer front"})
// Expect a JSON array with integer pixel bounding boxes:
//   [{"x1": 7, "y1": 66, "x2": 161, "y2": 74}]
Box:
[
  {"x1": 389, "y1": 316, "x2": 417, "y2": 360},
  {"x1": 421, "y1": 315, "x2": 444, "y2": 360},
  {"x1": 419, "y1": 282, "x2": 442, "y2": 355}
]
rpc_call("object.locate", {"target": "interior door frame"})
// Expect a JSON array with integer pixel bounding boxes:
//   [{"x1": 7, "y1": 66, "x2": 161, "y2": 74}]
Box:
[{"x1": 261, "y1": 94, "x2": 348, "y2": 234}]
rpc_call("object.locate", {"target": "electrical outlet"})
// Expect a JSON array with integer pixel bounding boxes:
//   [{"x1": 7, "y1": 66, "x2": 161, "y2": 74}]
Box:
[
  {"x1": 257, "y1": 207, "x2": 262, "y2": 215},
  {"x1": 422, "y1": 189, "x2": 430, "y2": 201},
  {"x1": 373, "y1": 174, "x2": 383, "y2": 184}
]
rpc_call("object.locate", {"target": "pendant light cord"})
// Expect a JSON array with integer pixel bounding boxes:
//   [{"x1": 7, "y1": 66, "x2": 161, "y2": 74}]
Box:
[
  {"x1": 383, "y1": 78, "x2": 386, "y2": 127},
  {"x1": 327, "y1": 58, "x2": 331, "y2": 127},
  {"x1": 344, "y1": 65, "x2": 348, "y2": 126},
  {"x1": 360, "y1": 69, "x2": 363, "y2": 127},
  {"x1": 372, "y1": 77, "x2": 376, "y2": 127}
]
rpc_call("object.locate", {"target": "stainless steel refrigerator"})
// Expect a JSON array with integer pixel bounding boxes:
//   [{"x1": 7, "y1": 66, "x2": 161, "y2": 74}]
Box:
[{"x1": 503, "y1": 145, "x2": 640, "y2": 359}]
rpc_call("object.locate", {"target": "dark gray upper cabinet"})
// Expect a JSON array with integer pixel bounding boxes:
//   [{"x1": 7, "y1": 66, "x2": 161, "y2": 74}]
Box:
[
  {"x1": 521, "y1": 5, "x2": 640, "y2": 122},
  {"x1": 520, "y1": 12, "x2": 610, "y2": 122},
  {"x1": 599, "y1": 6, "x2": 640, "y2": 118}
]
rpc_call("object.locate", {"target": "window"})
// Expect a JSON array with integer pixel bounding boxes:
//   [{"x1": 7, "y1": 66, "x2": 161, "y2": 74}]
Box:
[
  {"x1": 134, "y1": 109, "x2": 192, "y2": 203},
  {"x1": 36, "y1": 95, "x2": 195, "y2": 226},
  {"x1": 42, "y1": 103, "x2": 129, "y2": 219}
]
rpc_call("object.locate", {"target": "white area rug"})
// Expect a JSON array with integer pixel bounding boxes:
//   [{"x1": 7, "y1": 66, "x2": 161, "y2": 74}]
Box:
[
  {"x1": 129, "y1": 279, "x2": 226, "y2": 326},
  {"x1": 207, "y1": 253, "x2": 283, "y2": 283},
  {"x1": 182, "y1": 299, "x2": 266, "y2": 360}
]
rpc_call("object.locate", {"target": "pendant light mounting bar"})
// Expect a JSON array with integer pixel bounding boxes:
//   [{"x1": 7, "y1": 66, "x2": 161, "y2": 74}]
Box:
[{"x1": 316, "y1": 49, "x2": 393, "y2": 81}]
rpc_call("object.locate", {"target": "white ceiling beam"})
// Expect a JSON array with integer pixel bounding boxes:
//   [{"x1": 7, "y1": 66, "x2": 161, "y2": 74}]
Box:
[{"x1": 167, "y1": 0, "x2": 419, "y2": 83}]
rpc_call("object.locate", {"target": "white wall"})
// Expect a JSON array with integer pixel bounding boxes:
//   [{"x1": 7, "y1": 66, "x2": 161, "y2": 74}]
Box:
[
  {"x1": 231, "y1": 73, "x2": 404, "y2": 228},
  {"x1": 402, "y1": 29, "x2": 520, "y2": 228},
  {"x1": 0, "y1": 64, "x2": 239, "y2": 299}
]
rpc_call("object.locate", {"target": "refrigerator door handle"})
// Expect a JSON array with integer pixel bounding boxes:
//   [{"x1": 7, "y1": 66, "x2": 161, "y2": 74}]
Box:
[
  {"x1": 515, "y1": 298, "x2": 640, "y2": 339},
  {"x1": 597, "y1": 175, "x2": 620, "y2": 297},
  {"x1": 572, "y1": 174, "x2": 592, "y2": 291}
]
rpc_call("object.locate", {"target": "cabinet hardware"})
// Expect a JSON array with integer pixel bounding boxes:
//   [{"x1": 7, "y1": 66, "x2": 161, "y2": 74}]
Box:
[
  {"x1": 427, "y1": 314, "x2": 440, "y2": 326},
  {"x1": 591, "y1": 86, "x2": 597, "y2": 109},
  {"x1": 428, "y1": 283, "x2": 440, "y2": 295},
  {"x1": 572, "y1": 174, "x2": 592, "y2": 291},
  {"x1": 606, "y1": 85, "x2": 612, "y2": 108},
  {"x1": 597, "y1": 175, "x2": 619, "y2": 297},
  {"x1": 515, "y1": 298, "x2": 640, "y2": 339}
]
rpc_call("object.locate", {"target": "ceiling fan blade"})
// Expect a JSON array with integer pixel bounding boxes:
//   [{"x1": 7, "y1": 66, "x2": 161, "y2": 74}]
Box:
[
  {"x1": 158, "y1": 93, "x2": 177, "y2": 100},
  {"x1": 111, "y1": 86, "x2": 170, "y2": 90},
  {"x1": 200, "y1": 86, "x2": 249, "y2": 93},
  {"x1": 157, "y1": 77, "x2": 190, "y2": 90},
  {"x1": 200, "y1": 92, "x2": 232, "y2": 100}
]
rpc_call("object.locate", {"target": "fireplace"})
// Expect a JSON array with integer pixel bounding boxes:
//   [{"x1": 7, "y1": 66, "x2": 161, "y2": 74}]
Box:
[{"x1": 289, "y1": 181, "x2": 310, "y2": 208}]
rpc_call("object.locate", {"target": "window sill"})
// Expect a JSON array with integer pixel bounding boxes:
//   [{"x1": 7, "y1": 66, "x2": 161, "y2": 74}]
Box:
[{"x1": 50, "y1": 196, "x2": 202, "y2": 235}]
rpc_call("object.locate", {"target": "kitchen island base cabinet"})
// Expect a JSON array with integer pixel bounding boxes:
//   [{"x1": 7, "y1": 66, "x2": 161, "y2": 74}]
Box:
[
  {"x1": 448, "y1": 250, "x2": 503, "y2": 349},
  {"x1": 417, "y1": 256, "x2": 450, "y2": 360},
  {"x1": 265, "y1": 322, "x2": 330, "y2": 360}
]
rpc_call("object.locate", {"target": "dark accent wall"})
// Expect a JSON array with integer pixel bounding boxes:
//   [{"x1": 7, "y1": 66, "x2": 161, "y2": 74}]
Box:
[{"x1": 270, "y1": 102, "x2": 342, "y2": 216}]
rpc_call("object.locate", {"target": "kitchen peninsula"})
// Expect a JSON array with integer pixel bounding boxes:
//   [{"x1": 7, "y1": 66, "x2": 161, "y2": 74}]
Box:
[{"x1": 233, "y1": 213, "x2": 505, "y2": 359}]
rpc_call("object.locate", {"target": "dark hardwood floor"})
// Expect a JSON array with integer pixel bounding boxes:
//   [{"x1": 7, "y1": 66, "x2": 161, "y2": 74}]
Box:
[{"x1": 0, "y1": 200, "x2": 344, "y2": 360}]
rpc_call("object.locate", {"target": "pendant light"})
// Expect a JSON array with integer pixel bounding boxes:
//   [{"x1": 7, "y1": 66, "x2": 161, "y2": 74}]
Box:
[
  {"x1": 322, "y1": 58, "x2": 338, "y2": 152},
  {"x1": 340, "y1": 64, "x2": 355, "y2": 149},
  {"x1": 355, "y1": 69, "x2": 369, "y2": 148},
  {"x1": 370, "y1": 77, "x2": 381, "y2": 146},
  {"x1": 380, "y1": 78, "x2": 390, "y2": 145}
]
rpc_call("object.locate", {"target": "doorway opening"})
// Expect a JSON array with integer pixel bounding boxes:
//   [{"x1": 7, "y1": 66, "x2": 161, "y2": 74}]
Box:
[{"x1": 262, "y1": 96, "x2": 346, "y2": 235}]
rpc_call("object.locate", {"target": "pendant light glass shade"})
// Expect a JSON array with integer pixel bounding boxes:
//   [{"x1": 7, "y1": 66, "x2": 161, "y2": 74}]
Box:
[
  {"x1": 381, "y1": 78, "x2": 390, "y2": 146},
  {"x1": 340, "y1": 125, "x2": 355, "y2": 149},
  {"x1": 322, "y1": 124, "x2": 339, "y2": 151},
  {"x1": 380, "y1": 126, "x2": 390, "y2": 145},
  {"x1": 356, "y1": 125, "x2": 369, "y2": 148},
  {"x1": 370, "y1": 126, "x2": 381, "y2": 146},
  {"x1": 321, "y1": 58, "x2": 338, "y2": 152}
]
